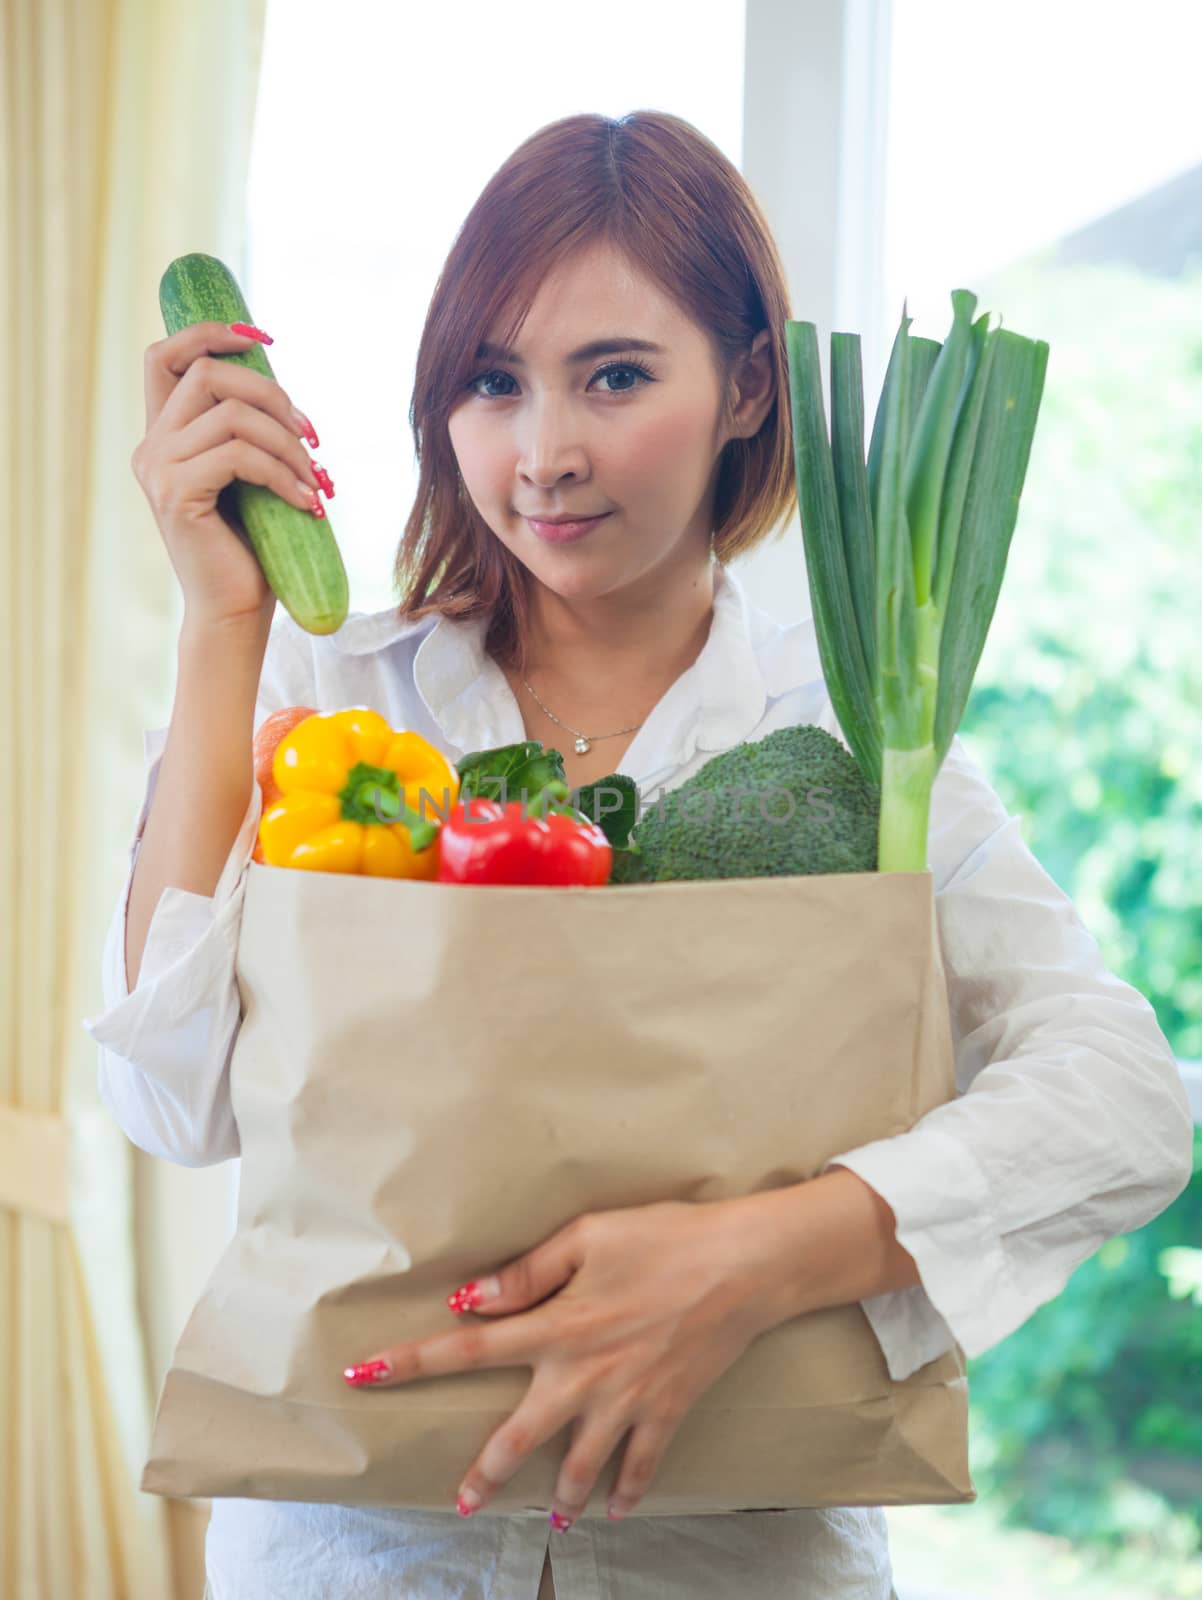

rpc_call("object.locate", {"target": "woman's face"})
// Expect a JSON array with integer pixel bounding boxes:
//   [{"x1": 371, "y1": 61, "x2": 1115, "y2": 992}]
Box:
[{"x1": 447, "y1": 241, "x2": 770, "y2": 602}]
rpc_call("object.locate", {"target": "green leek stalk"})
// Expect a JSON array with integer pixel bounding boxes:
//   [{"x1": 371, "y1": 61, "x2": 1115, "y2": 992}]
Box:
[{"x1": 786, "y1": 292, "x2": 1049, "y2": 873}]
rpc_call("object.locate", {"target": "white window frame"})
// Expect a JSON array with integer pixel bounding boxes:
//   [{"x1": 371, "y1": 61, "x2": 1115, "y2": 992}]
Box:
[{"x1": 1179, "y1": 1062, "x2": 1202, "y2": 1122}]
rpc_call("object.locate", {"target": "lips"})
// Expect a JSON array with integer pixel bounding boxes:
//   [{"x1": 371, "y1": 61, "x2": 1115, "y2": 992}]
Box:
[
  {"x1": 526, "y1": 512, "x2": 611, "y2": 544},
  {"x1": 522, "y1": 513, "x2": 607, "y2": 524}
]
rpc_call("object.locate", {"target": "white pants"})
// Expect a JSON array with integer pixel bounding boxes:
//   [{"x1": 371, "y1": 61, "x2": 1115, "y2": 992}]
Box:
[{"x1": 205, "y1": 1556, "x2": 902, "y2": 1596}]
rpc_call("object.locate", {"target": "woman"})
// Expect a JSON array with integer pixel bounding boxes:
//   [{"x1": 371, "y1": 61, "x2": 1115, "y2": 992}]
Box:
[{"x1": 85, "y1": 111, "x2": 1193, "y2": 1599}]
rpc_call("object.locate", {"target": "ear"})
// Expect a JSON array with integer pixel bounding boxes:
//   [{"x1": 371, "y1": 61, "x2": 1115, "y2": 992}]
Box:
[{"x1": 724, "y1": 329, "x2": 776, "y2": 443}]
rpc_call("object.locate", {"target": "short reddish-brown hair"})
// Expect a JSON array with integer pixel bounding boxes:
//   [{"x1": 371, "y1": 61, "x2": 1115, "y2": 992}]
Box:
[{"x1": 391, "y1": 109, "x2": 798, "y2": 673}]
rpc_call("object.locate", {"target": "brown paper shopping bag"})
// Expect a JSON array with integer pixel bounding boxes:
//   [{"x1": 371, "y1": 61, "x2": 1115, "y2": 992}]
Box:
[{"x1": 141, "y1": 860, "x2": 974, "y2": 1517}]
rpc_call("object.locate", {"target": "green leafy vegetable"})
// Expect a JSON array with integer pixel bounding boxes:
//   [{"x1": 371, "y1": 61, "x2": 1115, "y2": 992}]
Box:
[{"x1": 454, "y1": 741, "x2": 637, "y2": 849}]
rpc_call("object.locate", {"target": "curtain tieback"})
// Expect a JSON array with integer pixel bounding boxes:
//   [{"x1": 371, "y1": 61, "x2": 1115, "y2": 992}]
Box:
[{"x1": 0, "y1": 1105, "x2": 69, "y2": 1224}]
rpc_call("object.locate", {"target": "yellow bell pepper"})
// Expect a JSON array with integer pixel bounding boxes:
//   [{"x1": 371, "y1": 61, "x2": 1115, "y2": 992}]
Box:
[{"x1": 258, "y1": 707, "x2": 460, "y2": 878}]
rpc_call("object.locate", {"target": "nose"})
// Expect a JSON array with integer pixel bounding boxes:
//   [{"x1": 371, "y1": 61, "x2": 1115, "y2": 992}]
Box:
[{"x1": 516, "y1": 397, "x2": 590, "y2": 488}]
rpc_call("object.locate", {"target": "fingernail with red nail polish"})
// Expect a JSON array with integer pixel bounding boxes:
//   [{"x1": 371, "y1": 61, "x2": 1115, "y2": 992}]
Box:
[
  {"x1": 343, "y1": 1359, "x2": 391, "y2": 1385},
  {"x1": 229, "y1": 322, "x2": 273, "y2": 344},
  {"x1": 308, "y1": 491, "x2": 326, "y2": 519},
  {"x1": 312, "y1": 463, "x2": 335, "y2": 498},
  {"x1": 447, "y1": 1277, "x2": 500, "y2": 1314}
]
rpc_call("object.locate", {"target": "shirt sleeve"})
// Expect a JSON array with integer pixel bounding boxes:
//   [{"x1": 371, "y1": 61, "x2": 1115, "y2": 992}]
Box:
[
  {"x1": 821, "y1": 733, "x2": 1195, "y2": 1381},
  {"x1": 80, "y1": 611, "x2": 317, "y2": 1168}
]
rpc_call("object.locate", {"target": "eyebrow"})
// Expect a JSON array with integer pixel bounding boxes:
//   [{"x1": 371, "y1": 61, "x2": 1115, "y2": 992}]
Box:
[{"x1": 475, "y1": 337, "x2": 666, "y2": 366}]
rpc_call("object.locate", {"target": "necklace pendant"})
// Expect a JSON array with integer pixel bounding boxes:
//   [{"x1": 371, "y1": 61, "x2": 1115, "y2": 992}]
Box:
[{"x1": 574, "y1": 735, "x2": 591, "y2": 754}]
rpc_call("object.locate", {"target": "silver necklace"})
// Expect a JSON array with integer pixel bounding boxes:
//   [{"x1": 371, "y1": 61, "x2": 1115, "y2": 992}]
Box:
[{"x1": 521, "y1": 677, "x2": 643, "y2": 755}]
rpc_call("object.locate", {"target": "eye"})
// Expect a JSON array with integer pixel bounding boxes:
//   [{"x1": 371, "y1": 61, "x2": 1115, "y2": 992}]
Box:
[
  {"x1": 466, "y1": 358, "x2": 657, "y2": 400},
  {"x1": 590, "y1": 360, "x2": 655, "y2": 394}
]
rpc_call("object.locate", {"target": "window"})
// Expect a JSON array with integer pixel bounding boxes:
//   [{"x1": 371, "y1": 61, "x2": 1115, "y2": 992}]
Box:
[{"x1": 880, "y1": 4, "x2": 1202, "y2": 1593}]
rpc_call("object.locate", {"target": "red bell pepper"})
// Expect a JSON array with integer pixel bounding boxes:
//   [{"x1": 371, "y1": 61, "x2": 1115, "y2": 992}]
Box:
[{"x1": 435, "y1": 788, "x2": 612, "y2": 887}]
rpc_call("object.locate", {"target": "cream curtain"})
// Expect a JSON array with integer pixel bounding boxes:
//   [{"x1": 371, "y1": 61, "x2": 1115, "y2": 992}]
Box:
[{"x1": 1, "y1": 0, "x2": 267, "y2": 1596}]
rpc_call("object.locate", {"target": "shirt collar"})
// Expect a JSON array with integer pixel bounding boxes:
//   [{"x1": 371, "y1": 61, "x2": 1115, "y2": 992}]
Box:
[
  {"x1": 330, "y1": 562, "x2": 768, "y2": 780},
  {"x1": 689, "y1": 561, "x2": 769, "y2": 756},
  {"x1": 323, "y1": 607, "x2": 430, "y2": 655}
]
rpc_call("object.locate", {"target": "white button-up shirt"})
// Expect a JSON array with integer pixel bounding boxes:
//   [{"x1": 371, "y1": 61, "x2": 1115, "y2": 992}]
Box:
[{"x1": 82, "y1": 561, "x2": 1194, "y2": 1600}]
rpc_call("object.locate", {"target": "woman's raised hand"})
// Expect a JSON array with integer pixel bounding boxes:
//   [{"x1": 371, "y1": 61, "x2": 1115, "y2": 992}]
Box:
[{"x1": 131, "y1": 322, "x2": 326, "y2": 629}]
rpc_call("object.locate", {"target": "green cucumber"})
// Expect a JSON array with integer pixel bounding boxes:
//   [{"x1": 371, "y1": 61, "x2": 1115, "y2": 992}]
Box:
[{"x1": 158, "y1": 252, "x2": 349, "y2": 635}]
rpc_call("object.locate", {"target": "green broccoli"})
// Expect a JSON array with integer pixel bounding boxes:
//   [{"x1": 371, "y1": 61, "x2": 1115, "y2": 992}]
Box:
[{"x1": 607, "y1": 723, "x2": 880, "y2": 884}]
